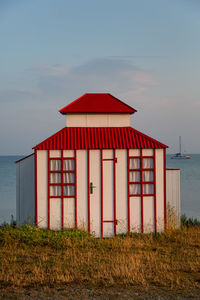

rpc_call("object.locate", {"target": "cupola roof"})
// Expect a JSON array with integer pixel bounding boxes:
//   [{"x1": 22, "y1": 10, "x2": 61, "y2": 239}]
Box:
[{"x1": 59, "y1": 93, "x2": 137, "y2": 114}]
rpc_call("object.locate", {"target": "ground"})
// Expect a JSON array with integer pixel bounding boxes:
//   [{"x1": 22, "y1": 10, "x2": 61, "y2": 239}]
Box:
[{"x1": 0, "y1": 225, "x2": 199, "y2": 299}]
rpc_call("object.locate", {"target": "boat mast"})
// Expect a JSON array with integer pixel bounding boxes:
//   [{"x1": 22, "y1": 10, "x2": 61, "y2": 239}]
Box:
[{"x1": 179, "y1": 136, "x2": 181, "y2": 154}]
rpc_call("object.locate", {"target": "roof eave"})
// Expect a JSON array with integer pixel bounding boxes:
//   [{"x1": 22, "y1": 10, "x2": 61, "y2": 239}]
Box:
[{"x1": 59, "y1": 110, "x2": 137, "y2": 115}]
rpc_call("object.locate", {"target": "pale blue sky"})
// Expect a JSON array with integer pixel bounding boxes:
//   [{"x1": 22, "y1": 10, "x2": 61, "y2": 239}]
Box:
[{"x1": 0, "y1": 0, "x2": 200, "y2": 154}]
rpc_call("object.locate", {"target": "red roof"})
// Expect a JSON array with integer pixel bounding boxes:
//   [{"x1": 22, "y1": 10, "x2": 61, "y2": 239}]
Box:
[
  {"x1": 59, "y1": 93, "x2": 137, "y2": 114},
  {"x1": 34, "y1": 127, "x2": 167, "y2": 150}
]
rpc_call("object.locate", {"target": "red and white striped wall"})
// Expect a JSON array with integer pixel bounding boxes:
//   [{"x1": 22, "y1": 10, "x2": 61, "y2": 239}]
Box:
[{"x1": 34, "y1": 148, "x2": 166, "y2": 237}]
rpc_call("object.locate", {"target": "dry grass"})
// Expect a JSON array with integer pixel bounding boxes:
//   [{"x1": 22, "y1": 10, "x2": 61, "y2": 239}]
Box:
[{"x1": 0, "y1": 225, "x2": 199, "y2": 297}]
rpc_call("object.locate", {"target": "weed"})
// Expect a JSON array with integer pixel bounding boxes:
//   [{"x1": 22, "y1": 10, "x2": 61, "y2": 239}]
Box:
[{"x1": 0, "y1": 224, "x2": 199, "y2": 294}]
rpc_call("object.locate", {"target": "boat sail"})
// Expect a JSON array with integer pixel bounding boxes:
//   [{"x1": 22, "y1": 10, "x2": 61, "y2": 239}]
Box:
[{"x1": 171, "y1": 136, "x2": 191, "y2": 159}]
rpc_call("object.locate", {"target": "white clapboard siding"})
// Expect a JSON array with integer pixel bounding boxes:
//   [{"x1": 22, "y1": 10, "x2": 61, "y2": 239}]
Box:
[{"x1": 166, "y1": 169, "x2": 180, "y2": 228}]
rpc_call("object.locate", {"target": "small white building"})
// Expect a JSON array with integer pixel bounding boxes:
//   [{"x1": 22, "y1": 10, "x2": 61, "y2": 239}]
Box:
[{"x1": 16, "y1": 93, "x2": 180, "y2": 237}]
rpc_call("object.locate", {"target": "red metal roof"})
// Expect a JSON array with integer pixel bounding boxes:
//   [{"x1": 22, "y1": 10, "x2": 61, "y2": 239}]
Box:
[
  {"x1": 34, "y1": 127, "x2": 167, "y2": 150},
  {"x1": 59, "y1": 93, "x2": 137, "y2": 114}
]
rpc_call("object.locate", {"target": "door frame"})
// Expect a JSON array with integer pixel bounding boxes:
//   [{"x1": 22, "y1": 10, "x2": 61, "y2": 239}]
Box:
[{"x1": 100, "y1": 149, "x2": 117, "y2": 237}]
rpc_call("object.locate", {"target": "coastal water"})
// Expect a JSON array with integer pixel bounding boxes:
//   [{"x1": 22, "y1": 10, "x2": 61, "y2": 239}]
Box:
[{"x1": 0, "y1": 155, "x2": 199, "y2": 224}]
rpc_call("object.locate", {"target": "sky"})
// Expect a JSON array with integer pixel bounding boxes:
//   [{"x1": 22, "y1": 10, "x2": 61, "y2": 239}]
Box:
[{"x1": 0, "y1": 0, "x2": 200, "y2": 155}]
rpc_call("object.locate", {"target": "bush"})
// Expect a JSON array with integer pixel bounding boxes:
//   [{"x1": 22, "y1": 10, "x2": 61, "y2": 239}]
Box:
[{"x1": 181, "y1": 214, "x2": 200, "y2": 227}]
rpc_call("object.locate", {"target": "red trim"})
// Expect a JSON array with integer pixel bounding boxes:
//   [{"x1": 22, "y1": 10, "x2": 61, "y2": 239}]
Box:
[
  {"x1": 129, "y1": 181, "x2": 154, "y2": 184},
  {"x1": 34, "y1": 150, "x2": 38, "y2": 226},
  {"x1": 47, "y1": 150, "x2": 50, "y2": 229},
  {"x1": 113, "y1": 149, "x2": 117, "y2": 235},
  {"x1": 50, "y1": 183, "x2": 75, "y2": 186},
  {"x1": 127, "y1": 151, "x2": 157, "y2": 233},
  {"x1": 61, "y1": 150, "x2": 64, "y2": 230},
  {"x1": 103, "y1": 220, "x2": 118, "y2": 224},
  {"x1": 87, "y1": 150, "x2": 90, "y2": 233},
  {"x1": 166, "y1": 168, "x2": 180, "y2": 170},
  {"x1": 164, "y1": 148, "x2": 167, "y2": 231},
  {"x1": 129, "y1": 155, "x2": 154, "y2": 159},
  {"x1": 127, "y1": 149, "x2": 130, "y2": 233},
  {"x1": 49, "y1": 170, "x2": 75, "y2": 173},
  {"x1": 103, "y1": 158, "x2": 117, "y2": 162},
  {"x1": 153, "y1": 149, "x2": 157, "y2": 233},
  {"x1": 50, "y1": 195, "x2": 74, "y2": 199},
  {"x1": 129, "y1": 194, "x2": 155, "y2": 197},
  {"x1": 100, "y1": 150, "x2": 103, "y2": 238},
  {"x1": 140, "y1": 149, "x2": 144, "y2": 233},
  {"x1": 47, "y1": 152, "x2": 77, "y2": 229},
  {"x1": 129, "y1": 168, "x2": 154, "y2": 171},
  {"x1": 49, "y1": 157, "x2": 75, "y2": 160},
  {"x1": 75, "y1": 150, "x2": 77, "y2": 228}
]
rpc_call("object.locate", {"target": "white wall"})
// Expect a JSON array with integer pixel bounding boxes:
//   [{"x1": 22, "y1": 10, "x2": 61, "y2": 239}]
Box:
[
  {"x1": 37, "y1": 150, "x2": 48, "y2": 228},
  {"x1": 16, "y1": 154, "x2": 35, "y2": 225},
  {"x1": 130, "y1": 197, "x2": 141, "y2": 232},
  {"x1": 143, "y1": 196, "x2": 154, "y2": 233},
  {"x1": 166, "y1": 169, "x2": 180, "y2": 227},
  {"x1": 77, "y1": 150, "x2": 87, "y2": 230},
  {"x1": 89, "y1": 150, "x2": 101, "y2": 237},
  {"x1": 116, "y1": 150, "x2": 127, "y2": 234},
  {"x1": 102, "y1": 150, "x2": 114, "y2": 237},
  {"x1": 63, "y1": 151, "x2": 76, "y2": 228},
  {"x1": 156, "y1": 149, "x2": 164, "y2": 232},
  {"x1": 66, "y1": 114, "x2": 130, "y2": 127}
]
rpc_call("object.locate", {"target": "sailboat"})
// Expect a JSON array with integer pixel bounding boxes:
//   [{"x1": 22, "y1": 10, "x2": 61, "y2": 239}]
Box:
[{"x1": 171, "y1": 136, "x2": 191, "y2": 159}]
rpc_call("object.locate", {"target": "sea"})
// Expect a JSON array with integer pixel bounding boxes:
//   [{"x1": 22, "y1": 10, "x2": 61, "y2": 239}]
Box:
[{"x1": 0, "y1": 155, "x2": 199, "y2": 224}]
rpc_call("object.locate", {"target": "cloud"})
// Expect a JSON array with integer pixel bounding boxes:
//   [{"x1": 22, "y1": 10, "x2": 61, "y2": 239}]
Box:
[
  {"x1": 28, "y1": 58, "x2": 157, "y2": 105},
  {"x1": 0, "y1": 58, "x2": 157, "y2": 107},
  {"x1": 0, "y1": 58, "x2": 160, "y2": 154},
  {"x1": 27, "y1": 64, "x2": 70, "y2": 77}
]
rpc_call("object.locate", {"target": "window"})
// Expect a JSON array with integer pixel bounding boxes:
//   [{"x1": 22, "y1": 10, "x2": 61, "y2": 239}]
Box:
[
  {"x1": 129, "y1": 158, "x2": 141, "y2": 169},
  {"x1": 129, "y1": 171, "x2": 141, "y2": 182},
  {"x1": 49, "y1": 157, "x2": 76, "y2": 198},
  {"x1": 143, "y1": 171, "x2": 154, "y2": 182},
  {"x1": 128, "y1": 155, "x2": 155, "y2": 196},
  {"x1": 143, "y1": 158, "x2": 153, "y2": 169},
  {"x1": 129, "y1": 184, "x2": 141, "y2": 195}
]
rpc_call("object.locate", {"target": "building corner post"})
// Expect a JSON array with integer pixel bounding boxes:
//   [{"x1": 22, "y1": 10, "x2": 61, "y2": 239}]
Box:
[
  {"x1": 34, "y1": 149, "x2": 38, "y2": 226},
  {"x1": 164, "y1": 148, "x2": 167, "y2": 231}
]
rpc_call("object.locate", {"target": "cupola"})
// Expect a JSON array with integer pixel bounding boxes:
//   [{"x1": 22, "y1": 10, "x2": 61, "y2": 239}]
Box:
[{"x1": 59, "y1": 93, "x2": 137, "y2": 127}]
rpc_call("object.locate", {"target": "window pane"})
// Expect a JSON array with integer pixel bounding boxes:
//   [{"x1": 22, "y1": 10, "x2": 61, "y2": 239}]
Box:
[
  {"x1": 50, "y1": 160, "x2": 61, "y2": 171},
  {"x1": 143, "y1": 184, "x2": 154, "y2": 194},
  {"x1": 129, "y1": 171, "x2": 141, "y2": 182},
  {"x1": 50, "y1": 173, "x2": 61, "y2": 183},
  {"x1": 143, "y1": 158, "x2": 154, "y2": 169},
  {"x1": 129, "y1": 184, "x2": 141, "y2": 195},
  {"x1": 129, "y1": 158, "x2": 140, "y2": 169},
  {"x1": 50, "y1": 186, "x2": 61, "y2": 196},
  {"x1": 64, "y1": 185, "x2": 75, "y2": 196},
  {"x1": 143, "y1": 171, "x2": 154, "y2": 182},
  {"x1": 63, "y1": 172, "x2": 75, "y2": 183},
  {"x1": 63, "y1": 159, "x2": 75, "y2": 171}
]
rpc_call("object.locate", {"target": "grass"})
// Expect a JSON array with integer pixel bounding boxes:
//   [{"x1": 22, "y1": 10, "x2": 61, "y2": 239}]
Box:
[{"x1": 0, "y1": 222, "x2": 199, "y2": 297}]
